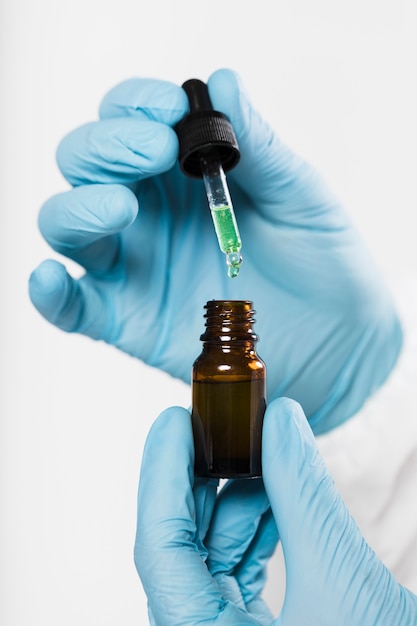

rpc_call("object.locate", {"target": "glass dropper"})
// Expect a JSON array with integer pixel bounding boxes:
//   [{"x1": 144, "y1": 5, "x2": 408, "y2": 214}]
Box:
[
  {"x1": 175, "y1": 79, "x2": 242, "y2": 278},
  {"x1": 200, "y1": 153, "x2": 242, "y2": 278}
]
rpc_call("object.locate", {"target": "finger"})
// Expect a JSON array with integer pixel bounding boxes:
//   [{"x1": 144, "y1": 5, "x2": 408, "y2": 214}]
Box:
[
  {"x1": 56, "y1": 118, "x2": 181, "y2": 187},
  {"x1": 135, "y1": 407, "x2": 257, "y2": 625},
  {"x1": 262, "y1": 398, "x2": 417, "y2": 626},
  {"x1": 208, "y1": 68, "x2": 344, "y2": 228},
  {"x1": 262, "y1": 397, "x2": 351, "y2": 547},
  {"x1": 38, "y1": 184, "x2": 137, "y2": 273},
  {"x1": 262, "y1": 397, "x2": 364, "y2": 620},
  {"x1": 99, "y1": 77, "x2": 188, "y2": 125},
  {"x1": 193, "y1": 476, "x2": 219, "y2": 560},
  {"x1": 205, "y1": 478, "x2": 277, "y2": 619},
  {"x1": 206, "y1": 479, "x2": 270, "y2": 575},
  {"x1": 28, "y1": 259, "x2": 114, "y2": 341},
  {"x1": 234, "y1": 509, "x2": 278, "y2": 617},
  {"x1": 57, "y1": 78, "x2": 187, "y2": 187},
  {"x1": 262, "y1": 398, "x2": 338, "y2": 550},
  {"x1": 213, "y1": 511, "x2": 278, "y2": 625},
  {"x1": 262, "y1": 398, "x2": 406, "y2": 625}
]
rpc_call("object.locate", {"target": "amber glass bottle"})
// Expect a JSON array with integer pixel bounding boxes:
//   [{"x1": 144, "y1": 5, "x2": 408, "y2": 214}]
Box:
[{"x1": 191, "y1": 300, "x2": 267, "y2": 478}]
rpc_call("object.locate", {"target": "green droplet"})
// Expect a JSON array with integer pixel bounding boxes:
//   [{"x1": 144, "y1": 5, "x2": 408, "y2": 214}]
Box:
[{"x1": 228, "y1": 265, "x2": 240, "y2": 279}]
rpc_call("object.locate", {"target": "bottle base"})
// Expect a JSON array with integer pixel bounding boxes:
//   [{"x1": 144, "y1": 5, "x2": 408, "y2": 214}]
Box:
[{"x1": 194, "y1": 458, "x2": 262, "y2": 479}]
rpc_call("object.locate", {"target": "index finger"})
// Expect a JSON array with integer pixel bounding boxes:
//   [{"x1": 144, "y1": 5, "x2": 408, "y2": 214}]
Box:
[
  {"x1": 99, "y1": 77, "x2": 189, "y2": 125},
  {"x1": 56, "y1": 79, "x2": 189, "y2": 188}
]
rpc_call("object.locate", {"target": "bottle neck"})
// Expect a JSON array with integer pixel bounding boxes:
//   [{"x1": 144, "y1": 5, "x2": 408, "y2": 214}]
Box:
[{"x1": 200, "y1": 300, "x2": 259, "y2": 346}]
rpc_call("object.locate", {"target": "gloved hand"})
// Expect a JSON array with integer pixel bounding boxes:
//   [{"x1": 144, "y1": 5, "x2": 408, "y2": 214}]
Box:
[
  {"x1": 28, "y1": 68, "x2": 402, "y2": 433},
  {"x1": 135, "y1": 399, "x2": 417, "y2": 626}
]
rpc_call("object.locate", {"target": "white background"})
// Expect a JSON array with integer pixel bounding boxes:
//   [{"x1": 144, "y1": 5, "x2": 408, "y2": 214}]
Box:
[{"x1": 1, "y1": 1, "x2": 416, "y2": 624}]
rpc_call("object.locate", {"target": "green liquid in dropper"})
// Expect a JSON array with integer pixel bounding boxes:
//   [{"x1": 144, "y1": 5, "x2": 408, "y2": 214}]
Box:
[
  {"x1": 210, "y1": 205, "x2": 242, "y2": 278},
  {"x1": 211, "y1": 205, "x2": 241, "y2": 251}
]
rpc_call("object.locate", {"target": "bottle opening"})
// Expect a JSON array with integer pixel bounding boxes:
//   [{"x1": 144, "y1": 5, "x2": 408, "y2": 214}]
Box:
[{"x1": 201, "y1": 300, "x2": 259, "y2": 343}]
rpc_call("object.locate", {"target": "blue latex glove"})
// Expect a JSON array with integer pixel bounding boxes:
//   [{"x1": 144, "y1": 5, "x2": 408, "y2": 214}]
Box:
[
  {"x1": 29, "y1": 68, "x2": 402, "y2": 434},
  {"x1": 135, "y1": 399, "x2": 417, "y2": 625}
]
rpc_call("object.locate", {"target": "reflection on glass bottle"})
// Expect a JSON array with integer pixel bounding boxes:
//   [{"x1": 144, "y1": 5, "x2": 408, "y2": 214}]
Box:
[{"x1": 192, "y1": 300, "x2": 267, "y2": 478}]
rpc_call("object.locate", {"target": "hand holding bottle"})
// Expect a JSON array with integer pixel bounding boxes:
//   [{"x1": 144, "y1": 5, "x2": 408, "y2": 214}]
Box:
[
  {"x1": 135, "y1": 398, "x2": 417, "y2": 625},
  {"x1": 29, "y1": 69, "x2": 402, "y2": 433}
]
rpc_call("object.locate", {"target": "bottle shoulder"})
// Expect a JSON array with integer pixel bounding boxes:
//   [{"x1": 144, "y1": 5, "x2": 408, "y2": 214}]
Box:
[{"x1": 192, "y1": 346, "x2": 266, "y2": 381}]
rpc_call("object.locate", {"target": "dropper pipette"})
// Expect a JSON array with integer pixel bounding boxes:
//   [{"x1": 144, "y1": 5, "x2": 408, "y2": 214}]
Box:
[
  {"x1": 200, "y1": 153, "x2": 242, "y2": 278},
  {"x1": 175, "y1": 79, "x2": 242, "y2": 278}
]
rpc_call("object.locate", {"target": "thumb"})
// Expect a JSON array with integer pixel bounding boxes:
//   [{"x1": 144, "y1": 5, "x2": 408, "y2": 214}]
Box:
[
  {"x1": 208, "y1": 68, "x2": 345, "y2": 230},
  {"x1": 262, "y1": 397, "x2": 341, "y2": 551},
  {"x1": 262, "y1": 398, "x2": 413, "y2": 626}
]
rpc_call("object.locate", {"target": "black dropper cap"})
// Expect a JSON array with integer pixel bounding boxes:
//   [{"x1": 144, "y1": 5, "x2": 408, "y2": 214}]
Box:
[{"x1": 175, "y1": 79, "x2": 240, "y2": 178}]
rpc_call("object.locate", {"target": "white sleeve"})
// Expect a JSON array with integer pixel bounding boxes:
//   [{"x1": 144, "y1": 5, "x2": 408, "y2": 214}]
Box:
[{"x1": 264, "y1": 274, "x2": 417, "y2": 614}]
